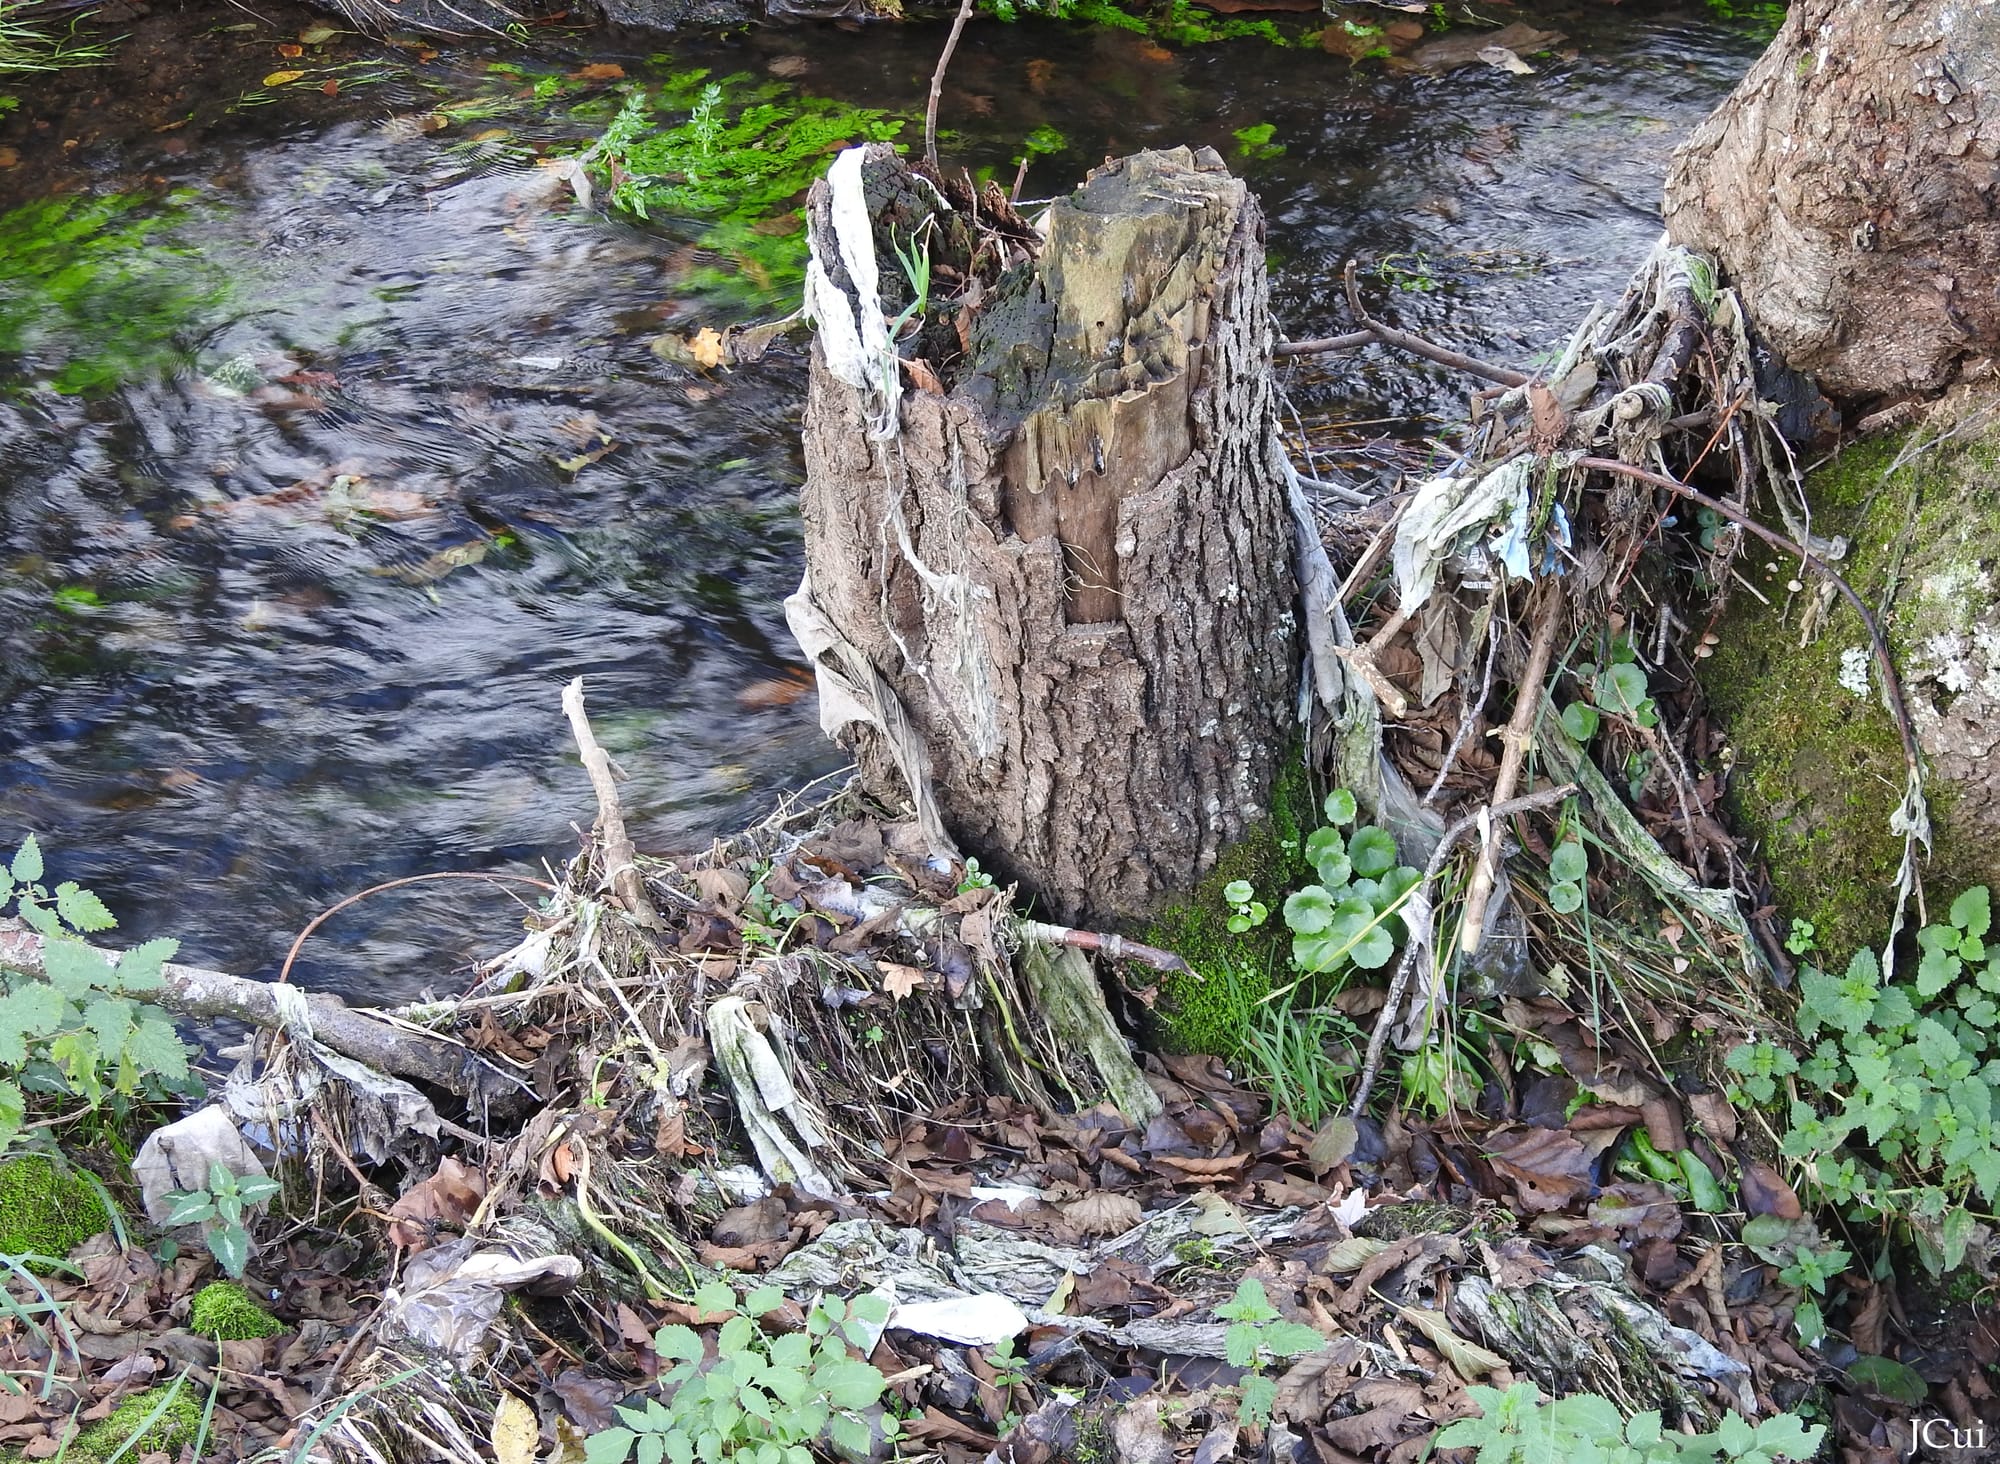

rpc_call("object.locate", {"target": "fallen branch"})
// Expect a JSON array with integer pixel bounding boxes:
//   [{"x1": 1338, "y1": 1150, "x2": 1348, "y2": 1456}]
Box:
[
  {"x1": 1460, "y1": 584, "x2": 1564, "y2": 954},
  {"x1": 1348, "y1": 783, "x2": 1577, "y2": 1117},
  {"x1": 1269, "y1": 262, "x2": 1532, "y2": 391},
  {"x1": 0, "y1": 919, "x2": 520, "y2": 1102},
  {"x1": 563, "y1": 676, "x2": 666, "y2": 930},
  {"x1": 1576, "y1": 456, "x2": 1921, "y2": 783},
  {"x1": 1014, "y1": 921, "x2": 1189, "y2": 974}
]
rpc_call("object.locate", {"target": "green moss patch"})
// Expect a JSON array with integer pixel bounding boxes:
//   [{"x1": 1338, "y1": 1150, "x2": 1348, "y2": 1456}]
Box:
[
  {"x1": 1700, "y1": 418, "x2": 2000, "y2": 955},
  {"x1": 1143, "y1": 756, "x2": 1315, "y2": 1054},
  {"x1": 0, "y1": 1155, "x2": 112, "y2": 1265},
  {"x1": 70, "y1": 1384, "x2": 201, "y2": 1460},
  {"x1": 189, "y1": 1280, "x2": 283, "y2": 1340}
]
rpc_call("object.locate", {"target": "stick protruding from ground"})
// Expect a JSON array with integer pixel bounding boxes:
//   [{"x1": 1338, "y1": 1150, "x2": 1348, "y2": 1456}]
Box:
[{"x1": 562, "y1": 676, "x2": 665, "y2": 930}]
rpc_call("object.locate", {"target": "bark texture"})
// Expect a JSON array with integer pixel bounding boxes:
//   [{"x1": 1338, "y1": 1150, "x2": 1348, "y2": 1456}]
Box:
[
  {"x1": 1663, "y1": 0, "x2": 2000, "y2": 402},
  {"x1": 797, "y1": 146, "x2": 1300, "y2": 926}
]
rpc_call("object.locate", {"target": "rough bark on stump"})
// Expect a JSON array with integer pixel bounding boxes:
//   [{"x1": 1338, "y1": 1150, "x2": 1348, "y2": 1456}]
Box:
[
  {"x1": 796, "y1": 145, "x2": 1300, "y2": 926},
  {"x1": 1663, "y1": 0, "x2": 2000, "y2": 402}
]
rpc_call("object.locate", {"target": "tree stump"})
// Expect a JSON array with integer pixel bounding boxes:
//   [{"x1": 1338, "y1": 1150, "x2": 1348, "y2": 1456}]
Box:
[
  {"x1": 791, "y1": 144, "x2": 1301, "y2": 926},
  {"x1": 1664, "y1": 0, "x2": 2000, "y2": 402}
]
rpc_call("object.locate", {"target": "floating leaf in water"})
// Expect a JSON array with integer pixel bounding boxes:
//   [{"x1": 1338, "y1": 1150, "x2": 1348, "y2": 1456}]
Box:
[
  {"x1": 687, "y1": 327, "x2": 728, "y2": 371},
  {"x1": 570, "y1": 62, "x2": 624, "y2": 81},
  {"x1": 262, "y1": 70, "x2": 305, "y2": 85},
  {"x1": 276, "y1": 43, "x2": 303, "y2": 57},
  {"x1": 370, "y1": 539, "x2": 493, "y2": 586},
  {"x1": 299, "y1": 23, "x2": 339, "y2": 42}
]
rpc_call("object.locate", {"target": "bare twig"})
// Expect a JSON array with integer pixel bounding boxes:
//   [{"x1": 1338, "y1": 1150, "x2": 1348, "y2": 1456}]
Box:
[
  {"x1": 923, "y1": 0, "x2": 976, "y2": 173},
  {"x1": 1348, "y1": 783, "x2": 1577, "y2": 1117},
  {"x1": 1014, "y1": 920, "x2": 1189, "y2": 974},
  {"x1": 1273, "y1": 329, "x2": 1375, "y2": 357},
  {"x1": 277, "y1": 870, "x2": 554, "y2": 986},
  {"x1": 1460, "y1": 584, "x2": 1563, "y2": 954},
  {"x1": 1288, "y1": 261, "x2": 1532, "y2": 389},
  {"x1": 1577, "y1": 456, "x2": 1922, "y2": 783},
  {"x1": 562, "y1": 676, "x2": 665, "y2": 930},
  {"x1": 1424, "y1": 614, "x2": 1499, "y2": 806}
]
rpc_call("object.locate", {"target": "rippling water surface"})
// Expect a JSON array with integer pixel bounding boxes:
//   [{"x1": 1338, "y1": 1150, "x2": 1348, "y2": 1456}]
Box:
[{"x1": 0, "y1": 0, "x2": 1765, "y2": 1003}]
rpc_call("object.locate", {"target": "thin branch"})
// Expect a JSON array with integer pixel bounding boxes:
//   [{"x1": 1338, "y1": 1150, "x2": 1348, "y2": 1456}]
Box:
[
  {"x1": 1288, "y1": 260, "x2": 1532, "y2": 388},
  {"x1": 1348, "y1": 783, "x2": 1577, "y2": 1117},
  {"x1": 923, "y1": 0, "x2": 976, "y2": 174},
  {"x1": 1460, "y1": 583, "x2": 1563, "y2": 954},
  {"x1": 1014, "y1": 920, "x2": 1189, "y2": 974},
  {"x1": 563, "y1": 676, "x2": 666, "y2": 930},
  {"x1": 1576, "y1": 456, "x2": 1922, "y2": 783},
  {"x1": 1273, "y1": 329, "x2": 1375, "y2": 357},
  {"x1": 277, "y1": 870, "x2": 554, "y2": 986}
]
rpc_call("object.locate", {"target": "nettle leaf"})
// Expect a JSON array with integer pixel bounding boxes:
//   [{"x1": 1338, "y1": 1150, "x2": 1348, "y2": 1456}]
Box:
[
  {"x1": 10, "y1": 836, "x2": 43, "y2": 886},
  {"x1": 206, "y1": 1222, "x2": 250, "y2": 1277},
  {"x1": 1348, "y1": 827, "x2": 1398, "y2": 879},
  {"x1": 1218, "y1": 1278, "x2": 1278, "y2": 1323},
  {"x1": 583, "y1": 1427, "x2": 637, "y2": 1464},
  {"x1": 42, "y1": 941, "x2": 114, "y2": 1000},
  {"x1": 82, "y1": 996, "x2": 135, "y2": 1056},
  {"x1": 1871, "y1": 986, "x2": 1918, "y2": 1033},
  {"x1": 112, "y1": 937, "x2": 177, "y2": 992},
  {"x1": 692, "y1": 1280, "x2": 735, "y2": 1316},
  {"x1": 13, "y1": 898, "x2": 59, "y2": 938},
  {"x1": 1261, "y1": 1321, "x2": 1327, "y2": 1357},
  {"x1": 827, "y1": 1415, "x2": 872, "y2": 1459},
  {"x1": 1238, "y1": 1373, "x2": 1278, "y2": 1428},
  {"x1": 53, "y1": 883, "x2": 116, "y2": 934},
  {"x1": 1283, "y1": 886, "x2": 1337, "y2": 936},
  {"x1": 848, "y1": 1292, "x2": 890, "y2": 1327},
  {"x1": 123, "y1": 1016, "x2": 190, "y2": 1082},
  {"x1": 1224, "y1": 1321, "x2": 1259, "y2": 1368},
  {"x1": 0, "y1": 982, "x2": 67, "y2": 1056}
]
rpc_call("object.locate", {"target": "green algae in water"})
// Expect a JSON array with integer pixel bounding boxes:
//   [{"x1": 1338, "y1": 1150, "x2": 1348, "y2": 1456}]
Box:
[
  {"x1": 0, "y1": 190, "x2": 229, "y2": 394},
  {"x1": 576, "y1": 72, "x2": 904, "y2": 305}
]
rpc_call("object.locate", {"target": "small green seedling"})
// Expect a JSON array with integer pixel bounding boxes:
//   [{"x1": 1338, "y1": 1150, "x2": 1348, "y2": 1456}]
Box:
[
  {"x1": 1216, "y1": 1278, "x2": 1325, "y2": 1428},
  {"x1": 161, "y1": 1162, "x2": 281, "y2": 1279}
]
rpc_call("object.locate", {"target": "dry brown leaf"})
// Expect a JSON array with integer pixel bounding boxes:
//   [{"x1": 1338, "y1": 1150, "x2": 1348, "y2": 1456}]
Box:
[
  {"x1": 1063, "y1": 1192, "x2": 1143, "y2": 1236},
  {"x1": 571, "y1": 62, "x2": 625, "y2": 80},
  {"x1": 1739, "y1": 1161, "x2": 1803, "y2": 1219},
  {"x1": 1188, "y1": 1188, "x2": 1249, "y2": 1236},
  {"x1": 687, "y1": 327, "x2": 728, "y2": 371},
  {"x1": 879, "y1": 962, "x2": 928, "y2": 1001},
  {"x1": 491, "y1": 1393, "x2": 538, "y2": 1464},
  {"x1": 1307, "y1": 1116, "x2": 1358, "y2": 1173},
  {"x1": 1397, "y1": 1306, "x2": 1507, "y2": 1380},
  {"x1": 1323, "y1": 1404, "x2": 1418, "y2": 1454},
  {"x1": 388, "y1": 1158, "x2": 486, "y2": 1250}
]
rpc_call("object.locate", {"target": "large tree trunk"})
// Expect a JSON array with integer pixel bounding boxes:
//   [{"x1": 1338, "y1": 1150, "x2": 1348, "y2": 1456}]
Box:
[
  {"x1": 1663, "y1": 0, "x2": 2000, "y2": 404},
  {"x1": 790, "y1": 145, "x2": 1301, "y2": 926}
]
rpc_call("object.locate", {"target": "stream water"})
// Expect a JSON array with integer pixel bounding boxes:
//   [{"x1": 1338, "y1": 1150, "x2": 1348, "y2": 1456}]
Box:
[{"x1": 0, "y1": 0, "x2": 1765, "y2": 1005}]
